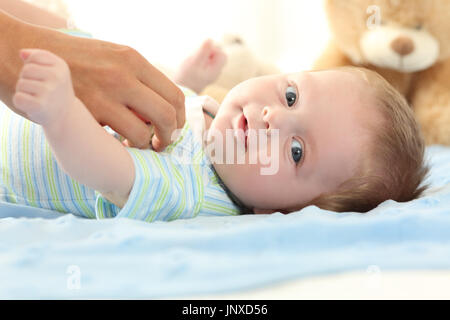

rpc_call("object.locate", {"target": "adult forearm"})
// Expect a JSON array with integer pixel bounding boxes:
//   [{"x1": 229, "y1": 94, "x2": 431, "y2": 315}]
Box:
[
  {"x1": 1, "y1": 3, "x2": 186, "y2": 150},
  {"x1": 0, "y1": 11, "x2": 70, "y2": 113},
  {"x1": 0, "y1": 10, "x2": 26, "y2": 113}
]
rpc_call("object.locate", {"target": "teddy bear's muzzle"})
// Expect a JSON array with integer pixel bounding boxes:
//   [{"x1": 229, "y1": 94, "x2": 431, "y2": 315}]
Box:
[{"x1": 360, "y1": 25, "x2": 440, "y2": 73}]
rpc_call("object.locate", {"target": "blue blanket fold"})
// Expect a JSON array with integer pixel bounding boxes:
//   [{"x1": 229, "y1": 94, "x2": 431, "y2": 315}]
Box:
[{"x1": 1, "y1": 146, "x2": 449, "y2": 298}]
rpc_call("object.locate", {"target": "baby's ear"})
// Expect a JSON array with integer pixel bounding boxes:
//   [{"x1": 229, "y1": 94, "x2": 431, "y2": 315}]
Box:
[{"x1": 253, "y1": 208, "x2": 277, "y2": 215}]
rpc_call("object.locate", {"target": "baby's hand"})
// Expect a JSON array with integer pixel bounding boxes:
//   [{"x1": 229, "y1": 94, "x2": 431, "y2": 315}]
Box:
[
  {"x1": 13, "y1": 49, "x2": 76, "y2": 127},
  {"x1": 174, "y1": 39, "x2": 227, "y2": 93}
]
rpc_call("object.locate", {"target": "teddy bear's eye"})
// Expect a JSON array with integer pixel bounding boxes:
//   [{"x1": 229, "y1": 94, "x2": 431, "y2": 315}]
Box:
[{"x1": 415, "y1": 23, "x2": 423, "y2": 30}]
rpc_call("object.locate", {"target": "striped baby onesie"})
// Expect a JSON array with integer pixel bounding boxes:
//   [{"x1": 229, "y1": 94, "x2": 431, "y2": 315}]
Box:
[{"x1": 0, "y1": 88, "x2": 241, "y2": 222}]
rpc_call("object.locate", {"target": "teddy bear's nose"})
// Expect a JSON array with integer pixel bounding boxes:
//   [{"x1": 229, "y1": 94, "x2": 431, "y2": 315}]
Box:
[{"x1": 391, "y1": 36, "x2": 415, "y2": 56}]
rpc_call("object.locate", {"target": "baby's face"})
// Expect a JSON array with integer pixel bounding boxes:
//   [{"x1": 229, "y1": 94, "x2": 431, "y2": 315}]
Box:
[{"x1": 207, "y1": 70, "x2": 379, "y2": 213}]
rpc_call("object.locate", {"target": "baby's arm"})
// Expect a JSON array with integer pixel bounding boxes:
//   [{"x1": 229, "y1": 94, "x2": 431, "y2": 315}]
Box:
[{"x1": 13, "y1": 49, "x2": 134, "y2": 207}]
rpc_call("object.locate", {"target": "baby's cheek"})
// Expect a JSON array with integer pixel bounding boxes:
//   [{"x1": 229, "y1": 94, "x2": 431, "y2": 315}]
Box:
[
  {"x1": 247, "y1": 137, "x2": 280, "y2": 176},
  {"x1": 239, "y1": 168, "x2": 278, "y2": 203}
]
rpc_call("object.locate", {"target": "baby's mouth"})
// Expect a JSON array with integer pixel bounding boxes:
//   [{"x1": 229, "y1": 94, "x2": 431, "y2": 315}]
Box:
[
  {"x1": 244, "y1": 117, "x2": 249, "y2": 150},
  {"x1": 236, "y1": 113, "x2": 249, "y2": 151}
]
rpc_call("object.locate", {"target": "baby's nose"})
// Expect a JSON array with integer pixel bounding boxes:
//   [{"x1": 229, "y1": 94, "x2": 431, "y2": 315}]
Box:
[{"x1": 262, "y1": 105, "x2": 290, "y2": 132}]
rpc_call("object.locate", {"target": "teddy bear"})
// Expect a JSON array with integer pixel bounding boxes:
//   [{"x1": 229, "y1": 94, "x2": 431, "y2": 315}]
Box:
[{"x1": 314, "y1": 0, "x2": 450, "y2": 145}]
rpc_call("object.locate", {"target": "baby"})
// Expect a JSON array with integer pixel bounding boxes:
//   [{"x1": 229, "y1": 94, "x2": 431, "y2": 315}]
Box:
[{"x1": 0, "y1": 40, "x2": 429, "y2": 221}]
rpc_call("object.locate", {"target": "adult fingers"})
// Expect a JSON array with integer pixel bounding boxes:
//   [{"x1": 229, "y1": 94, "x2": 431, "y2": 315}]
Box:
[
  {"x1": 125, "y1": 81, "x2": 178, "y2": 151},
  {"x1": 137, "y1": 57, "x2": 186, "y2": 129},
  {"x1": 100, "y1": 101, "x2": 153, "y2": 149}
]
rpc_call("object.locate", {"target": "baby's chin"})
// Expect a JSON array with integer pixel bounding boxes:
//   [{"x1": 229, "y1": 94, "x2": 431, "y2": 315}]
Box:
[{"x1": 211, "y1": 161, "x2": 263, "y2": 201}]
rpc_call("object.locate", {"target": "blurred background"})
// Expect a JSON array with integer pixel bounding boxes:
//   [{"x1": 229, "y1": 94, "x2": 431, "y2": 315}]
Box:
[{"x1": 59, "y1": 0, "x2": 330, "y2": 74}]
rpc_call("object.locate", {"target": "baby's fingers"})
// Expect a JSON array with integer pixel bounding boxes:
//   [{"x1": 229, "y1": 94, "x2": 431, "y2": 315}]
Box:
[
  {"x1": 20, "y1": 49, "x2": 61, "y2": 66},
  {"x1": 211, "y1": 45, "x2": 227, "y2": 67},
  {"x1": 19, "y1": 64, "x2": 53, "y2": 81},
  {"x1": 19, "y1": 49, "x2": 70, "y2": 82},
  {"x1": 12, "y1": 92, "x2": 41, "y2": 113},
  {"x1": 16, "y1": 79, "x2": 46, "y2": 96},
  {"x1": 19, "y1": 62, "x2": 71, "y2": 85}
]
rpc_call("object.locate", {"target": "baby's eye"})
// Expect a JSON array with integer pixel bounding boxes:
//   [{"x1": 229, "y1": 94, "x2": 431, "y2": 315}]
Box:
[
  {"x1": 291, "y1": 139, "x2": 303, "y2": 164},
  {"x1": 285, "y1": 85, "x2": 297, "y2": 107}
]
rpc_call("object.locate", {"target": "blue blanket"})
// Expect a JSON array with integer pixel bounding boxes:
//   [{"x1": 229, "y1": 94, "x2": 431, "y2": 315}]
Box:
[{"x1": 1, "y1": 146, "x2": 449, "y2": 299}]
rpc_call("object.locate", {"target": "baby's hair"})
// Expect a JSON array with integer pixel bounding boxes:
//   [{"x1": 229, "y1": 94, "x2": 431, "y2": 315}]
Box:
[{"x1": 304, "y1": 66, "x2": 430, "y2": 213}]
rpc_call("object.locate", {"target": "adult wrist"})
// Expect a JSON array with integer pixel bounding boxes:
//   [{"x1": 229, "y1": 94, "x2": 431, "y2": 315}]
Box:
[{"x1": 0, "y1": 12, "x2": 39, "y2": 108}]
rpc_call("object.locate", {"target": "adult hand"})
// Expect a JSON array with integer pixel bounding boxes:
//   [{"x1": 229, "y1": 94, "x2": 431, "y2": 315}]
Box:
[
  {"x1": 0, "y1": 10, "x2": 185, "y2": 150},
  {"x1": 60, "y1": 34, "x2": 186, "y2": 151}
]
